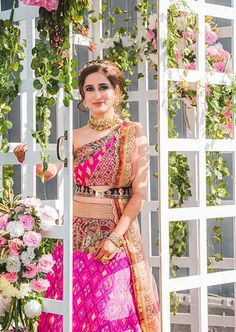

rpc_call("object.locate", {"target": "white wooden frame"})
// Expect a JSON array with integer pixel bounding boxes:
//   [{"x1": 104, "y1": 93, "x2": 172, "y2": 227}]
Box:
[{"x1": 158, "y1": 0, "x2": 236, "y2": 330}]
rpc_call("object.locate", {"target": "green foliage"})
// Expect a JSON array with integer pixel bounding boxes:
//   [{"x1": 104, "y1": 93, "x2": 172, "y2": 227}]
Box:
[
  {"x1": 32, "y1": 1, "x2": 90, "y2": 179},
  {"x1": 0, "y1": 19, "x2": 25, "y2": 198}
]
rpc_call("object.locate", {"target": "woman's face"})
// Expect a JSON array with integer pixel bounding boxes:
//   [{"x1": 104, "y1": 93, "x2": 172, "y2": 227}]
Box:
[{"x1": 83, "y1": 71, "x2": 117, "y2": 119}]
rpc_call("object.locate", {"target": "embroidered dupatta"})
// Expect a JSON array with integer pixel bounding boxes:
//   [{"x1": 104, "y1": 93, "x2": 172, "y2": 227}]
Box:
[{"x1": 113, "y1": 122, "x2": 161, "y2": 332}]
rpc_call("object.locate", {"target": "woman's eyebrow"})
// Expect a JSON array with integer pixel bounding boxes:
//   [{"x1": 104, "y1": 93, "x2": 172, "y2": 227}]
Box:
[{"x1": 84, "y1": 82, "x2": 110, "y2": 89}]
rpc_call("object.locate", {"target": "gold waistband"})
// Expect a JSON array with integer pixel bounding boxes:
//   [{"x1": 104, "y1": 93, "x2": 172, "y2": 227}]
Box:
[{"x1": 73, "y1": 200, "x2": 114, "y2": 219}]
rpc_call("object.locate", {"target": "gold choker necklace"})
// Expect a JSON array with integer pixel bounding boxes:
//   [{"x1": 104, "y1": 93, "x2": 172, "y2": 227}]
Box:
[{"x1": 88, "y1": 115, "x2": 121, "y2": 131}]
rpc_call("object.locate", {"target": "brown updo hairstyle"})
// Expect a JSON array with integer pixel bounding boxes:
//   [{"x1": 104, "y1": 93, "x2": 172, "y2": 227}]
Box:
[{"x1": 78, "y1": 60, "x2": 124, "y2": 113}]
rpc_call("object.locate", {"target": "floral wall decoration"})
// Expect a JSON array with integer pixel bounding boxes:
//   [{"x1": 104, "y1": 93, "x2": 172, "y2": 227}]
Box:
[
  {"x1": 0, "y1": 194, "x2": 58, "y2": 331},
  {"x1": 164, "y1": 1, "x2": 235, "y2": 313}
]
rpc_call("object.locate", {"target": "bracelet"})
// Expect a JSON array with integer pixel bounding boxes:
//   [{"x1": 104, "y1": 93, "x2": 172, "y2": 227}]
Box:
[{"x1": 108, "y1": 232, "x2": 125, "y2": 247}]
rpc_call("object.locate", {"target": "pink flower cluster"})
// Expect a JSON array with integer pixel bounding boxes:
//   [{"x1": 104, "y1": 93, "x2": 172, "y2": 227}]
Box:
[
  {"x1": 21, "y1": 0, "x2": 59, "y2": 11},
  {"x1": 0, "y1": 196, "x2": 57, "y2": 303}
]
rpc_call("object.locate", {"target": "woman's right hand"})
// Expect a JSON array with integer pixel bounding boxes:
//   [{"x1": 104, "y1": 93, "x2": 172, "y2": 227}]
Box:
[{"x1": 36, "y1": 163, "x2": 61, "y2": 182}]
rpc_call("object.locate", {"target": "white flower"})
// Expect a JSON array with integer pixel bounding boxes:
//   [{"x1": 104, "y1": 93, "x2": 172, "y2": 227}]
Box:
[
  {"x1": 149, "y1": 53, "x2": 158, "y2": 65},
  {"x1": 176, "y1": 15, "x2": 188, "y2": 32},
  {"x1": 19, "y1": 283, "x2": 31, "y2": 298},
  {"x1": 148, "y1": 13, "x2": 157, "y2": 30},
  {"x1": 6, "y1": 256, "x2": 21, "y2": 273},
  {"x1": 21, "y1": 197, "x2": 41, "y2": 209},
  {"x1": 121, "y1": 35, "x2": 134, "y2": 48},
  {"x1": 20, "y1": 248, "x2": 36, "y2": 265},
  {"x1": 39, "y1": 206, "x2": 58, "y2": 224},
  {"x1": 24, "y1": 300, "x2": 42, "y2": 318},
  {"x1": 6, "y1": 221, "x2": 24, "y2": 238},
  {"x1": 225, "y1": 58, "x2": 232, "y2": 73}
]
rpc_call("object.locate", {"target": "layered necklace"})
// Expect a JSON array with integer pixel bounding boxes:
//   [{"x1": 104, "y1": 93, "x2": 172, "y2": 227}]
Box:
[{"x1": 88, "y1": 114, "x2": 121, "y2": 131}]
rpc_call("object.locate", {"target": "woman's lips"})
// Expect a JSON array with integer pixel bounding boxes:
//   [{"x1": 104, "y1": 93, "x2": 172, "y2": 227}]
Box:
[{"x1": 93, "y1": 101, "x2": 104, "y2": 106}]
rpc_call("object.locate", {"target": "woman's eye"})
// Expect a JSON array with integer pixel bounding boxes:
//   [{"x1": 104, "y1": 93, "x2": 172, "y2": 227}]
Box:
[
  {"x1": 100, "y1": 85, "x2": 109, "y2": 90},
  {"x1": 85, "y1": 87, "x2": 93, "y2": 91}
]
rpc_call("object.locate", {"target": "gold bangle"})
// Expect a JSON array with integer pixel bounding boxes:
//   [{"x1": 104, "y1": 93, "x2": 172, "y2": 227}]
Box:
[{"x1": 108, "y1": 232, "x2": 125, "y2": 247}]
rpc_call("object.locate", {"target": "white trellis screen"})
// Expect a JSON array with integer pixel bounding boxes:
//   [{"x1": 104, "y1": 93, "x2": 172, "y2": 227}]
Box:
[
  {"x1": 0, "y1": 2, "x2": 74, "y2": 331},
  {"x1": 1, "y1": 0, "x2": 236, "y2": 331},
  {"x1": 158, "y1": 0, "x2": 236, "y2": 331}
]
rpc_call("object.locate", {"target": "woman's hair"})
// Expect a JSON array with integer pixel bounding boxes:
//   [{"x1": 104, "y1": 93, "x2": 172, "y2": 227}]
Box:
[{"x1": 78, "y1": 60, "x2": 124, "y2": 108}]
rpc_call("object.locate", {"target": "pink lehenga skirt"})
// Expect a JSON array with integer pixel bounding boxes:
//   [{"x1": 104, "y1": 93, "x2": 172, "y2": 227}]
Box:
[{"x1": 37, "y1": 217, "x2": 142, "y2": 332}]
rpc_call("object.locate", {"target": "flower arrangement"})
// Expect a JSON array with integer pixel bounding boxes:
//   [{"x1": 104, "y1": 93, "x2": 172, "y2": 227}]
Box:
[
  {"x1": 0, "y1": 193, "x2": 58, "y2": 331},
  {"x1": 145, "y1": 13, "x2": 158, "y2": 68}
]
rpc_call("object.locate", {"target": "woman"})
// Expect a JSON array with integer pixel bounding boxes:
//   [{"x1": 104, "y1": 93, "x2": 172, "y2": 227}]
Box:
[{"x1": 37, "y1": 60, "x2": 160, "y2": 331}]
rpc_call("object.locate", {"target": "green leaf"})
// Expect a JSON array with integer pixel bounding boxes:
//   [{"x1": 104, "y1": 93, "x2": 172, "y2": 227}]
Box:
[{"x1": 33, "y1": 79, "x2": 43, "y2": 90}]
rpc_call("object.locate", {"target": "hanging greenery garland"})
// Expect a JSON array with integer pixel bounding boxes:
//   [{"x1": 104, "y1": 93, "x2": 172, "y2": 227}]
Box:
[{"x1": 0, "y1": 14, "x2": 25, "y2": 198}]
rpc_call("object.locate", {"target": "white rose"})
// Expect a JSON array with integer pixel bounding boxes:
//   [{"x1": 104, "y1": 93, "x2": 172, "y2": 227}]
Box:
[
  {"x1": 20, "y1": 197, "x2": 41, "y2": 209},
  {"x1": 149, "y1": 53, "x2": 158, "y2": 65},
  {"x1": 6, "y1": 256, "x2": 21, "y2": 273},
  {"x1": 121, "y1": 35, "x2": 134, "y2": 48},
  {"x1": 175, "y1": 16, "x2": 187, "y2": 31},
  {"x1": 6, "y1": 221, "x2": 24, "y2": 238},
  {"x1": 148, "y1": 13, "x2": 157, "y2": 30},
  {"x1": 19, "y1": 283, "x2": 31, "y2": 298},
  {"x1": 24, "y1": 300, "x2": 42, "y2": 318},
  {"x1": 20, "y1": 248, "x2": 36, "y2": 265},
  {"x1": 39, "y1": 206, "x2": 58, "y2": 224}
]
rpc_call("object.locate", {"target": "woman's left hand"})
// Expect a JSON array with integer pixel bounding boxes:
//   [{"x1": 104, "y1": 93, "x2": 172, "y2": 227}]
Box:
[{"x1": 95, "y1": 238, "x2": 118, "y2": 263}]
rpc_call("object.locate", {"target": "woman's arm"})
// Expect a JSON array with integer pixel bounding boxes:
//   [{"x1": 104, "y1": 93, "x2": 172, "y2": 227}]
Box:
[
  {"x1": 36, "y1": 162, "x2": 63, "y2": 182},
  {"x1": 113, "y1": 122, "x2": 150, "y2": 236}
]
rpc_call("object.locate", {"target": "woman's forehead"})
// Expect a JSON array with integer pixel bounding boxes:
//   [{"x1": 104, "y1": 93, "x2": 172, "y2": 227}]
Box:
[{"x1": 84, "y1": 72, "x2": 111, "y2": 86}]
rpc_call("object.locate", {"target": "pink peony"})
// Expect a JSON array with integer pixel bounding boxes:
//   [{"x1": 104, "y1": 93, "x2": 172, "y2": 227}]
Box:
[
  {"x1": 19, "y1": 214, "x2": 35, "y2": 231},
  {"x1": 146, "y1": 30, "x2": 155, "y2": 41},
  {"x1": 23, "y1": 231, "x2": 41, "y2": 248},
  {"x1": 206, "y1": 45, "x2": 219, "y2": 57},
  {"x1": 175, "y1": 50, "x2": 180, "y2": 61},
  {"x1": 205, "y1": 30, "x2": 217, "y2": 45},
  {"x1": 30, "y1": 278, "x2": 50, "y2": 292},
  {"x1": 0, "y1": 215, "x2": 9, "y2": 229},
  {"x1": 214, "y1": 61, "x2": 225, "y2": 72},
  {"x1": 37, "y1": 254, "x2": 55, "y2": 273},
  {"x1": 0, "y1": 237, "x2": 7, "y2": 247},
  {"x1": 227, "y1": 121, "x2": 233, "y2": 130},
  {"x1": 224, "y1": 110, "x2": 232, "y2": 118},
  {"x1": 20, "y1": 197, "x2": 41, "y2": 209},
  {"x1": 23, "y1": 264, "x2": 38, "y2": 279},
  {"x1": 3, "y1": 272, "x2": 18, "y2": 283},
  {"x1": 184, "y1": 62, "x2": 196, "y2": 70},
  {"x1": 21, "y1": 0, "x2": 59, "y2": 11},
  {"x1": 9, "y1": 239, "x2": 23, "y2": 256}
]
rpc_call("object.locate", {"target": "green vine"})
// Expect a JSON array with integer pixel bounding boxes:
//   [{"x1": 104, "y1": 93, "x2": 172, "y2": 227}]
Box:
[
  {"x1": 0, "y1": 18, "x2": 25, "y2": 198},
  {"x1": 31, "y1": 1, "x2": 91, "y2": 181},
  {"x1": 91, "y1": 0, "x2": 155, "y2": 116}
]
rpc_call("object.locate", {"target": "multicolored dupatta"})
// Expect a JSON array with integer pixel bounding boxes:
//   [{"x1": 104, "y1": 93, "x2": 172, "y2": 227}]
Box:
[{"x1": 113, "y1": 121, "x2": 161, "y2": 332}]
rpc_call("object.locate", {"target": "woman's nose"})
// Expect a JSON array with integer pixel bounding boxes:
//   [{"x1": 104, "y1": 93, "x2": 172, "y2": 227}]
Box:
[{"x1": 94, "y1": 89, "x2": 102, "y2": 99}]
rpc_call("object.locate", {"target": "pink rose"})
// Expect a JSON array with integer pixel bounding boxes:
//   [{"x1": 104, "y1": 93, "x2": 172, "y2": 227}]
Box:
[
  {"x1": 23, "y1": 231, "x2": 41, "y2": 248},
  {"x1": 21, "y1": 0, "x2": 59, "y2": 11},
  {"x1": 23, "y1": 264, "x2": 38, "y2": 279},
  {"x1": 184, "y1": 62, "x2": 196, "y2": 70},
  {"x1": 205, "y1": 30, "x2": 217, "y2": 45},
  {"x1": 9, "y1": 239, "x2": 23, "y2": 256},
  {"x1": 19, "y1": 214, "x2": 35, "y2": 231},
  {"x1": 37, "y1": 254, "x2": 55, "y2": 273},
  {"x1": 0, "y1": 214, "x2": 9, "y2": 229},
  {"x1": 146, "y1": 30, "x2": 155, "y2": 41},
  {"x1": 227, "y1": 121, "x2": 233, "y2": 130},
  {"x1": 30, "y1": 278, "x2": 50, "y2": 292},
  {"x1": 3, "y1": 272, "x2": 18, "y2": 283},
  {"x1": 206, "y1": 45, "x2": 218, "y2": 57},
  {"x1": 224, "y1": 110, "x2": 232, "y2": 118},
  {"x1": 0, "y1": 237, "x2": 7, "y2": 247},
  {"x1": 214, "y1": 61, "x2": 225, "y2": 72}
]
